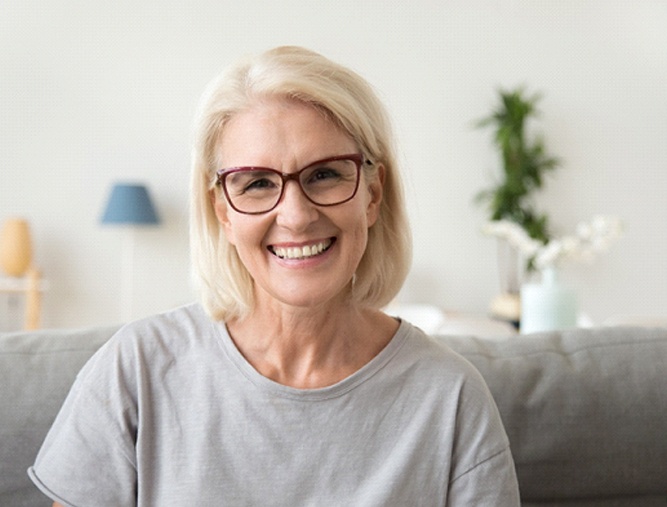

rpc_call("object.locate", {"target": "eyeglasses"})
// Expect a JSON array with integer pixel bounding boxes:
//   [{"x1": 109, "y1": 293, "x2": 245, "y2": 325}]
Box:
[{"x1": 216, "y1": 154, "x2": 369, "y2": 215}]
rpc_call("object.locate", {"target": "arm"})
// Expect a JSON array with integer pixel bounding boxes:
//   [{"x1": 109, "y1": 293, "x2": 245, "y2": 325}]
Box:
[{"x1": 29, "y1": 328, "x2": 138, "y2": 507}]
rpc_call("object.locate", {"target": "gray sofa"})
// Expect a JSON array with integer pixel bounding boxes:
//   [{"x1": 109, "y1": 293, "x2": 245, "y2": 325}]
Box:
[{"x1": 1, "y1": 324, "x2": 666, "y2": 506}]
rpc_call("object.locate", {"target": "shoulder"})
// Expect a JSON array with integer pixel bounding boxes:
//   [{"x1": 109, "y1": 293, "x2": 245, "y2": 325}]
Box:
[
  {"x1": 393, "y1": 321, "x2": 506, "y2": 428},
  {"x1": 117, "y1": 302, "x2": 213, "y2": 339},
  {"x1": 397, "y1": 320, "x2": 489, "y2": 388},
  {"x1": 105, "y1": 303, "x2": 215, "y2": 352},
  {"x1": 77, "y1": 303, "x2": 220, "y2": 385},
  {"x1": 398, "y1": 321, "x2": 514, "y2": 482}
]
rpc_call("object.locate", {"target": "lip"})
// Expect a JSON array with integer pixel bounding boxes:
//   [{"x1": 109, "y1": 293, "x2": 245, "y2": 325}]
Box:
[{"x1": 268, "y1": 237, "x2": 336, "y2": 261}]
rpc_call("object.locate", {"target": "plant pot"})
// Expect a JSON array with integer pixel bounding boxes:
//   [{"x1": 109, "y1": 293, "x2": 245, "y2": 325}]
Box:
[{"x1": 520, "y1": 267, "x2": 577, "y2": 334}]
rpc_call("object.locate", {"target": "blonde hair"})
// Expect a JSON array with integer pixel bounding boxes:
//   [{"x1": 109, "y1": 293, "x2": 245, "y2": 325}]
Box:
[{"x1": 190, "y1": 46, "x2": 411, "y2": 321}]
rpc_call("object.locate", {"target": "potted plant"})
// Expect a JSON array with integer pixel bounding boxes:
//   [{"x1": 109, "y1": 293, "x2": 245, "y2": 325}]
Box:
[{"x1": 476, "y1": 87, "x2": 559, "y2": 323}]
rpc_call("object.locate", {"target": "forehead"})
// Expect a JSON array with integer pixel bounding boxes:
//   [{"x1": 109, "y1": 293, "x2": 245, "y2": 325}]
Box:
[{"x1": 217, "y1": 98, "x2": 357, "y2": 167}]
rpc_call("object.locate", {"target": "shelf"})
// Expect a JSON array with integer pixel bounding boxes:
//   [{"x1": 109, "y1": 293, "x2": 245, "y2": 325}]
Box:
[{"x1": 0, "y1": 277, "x2": 49, "y2": 293}]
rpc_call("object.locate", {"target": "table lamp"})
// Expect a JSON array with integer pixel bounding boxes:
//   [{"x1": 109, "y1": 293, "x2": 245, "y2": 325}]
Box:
[{"x1": 100, "y1": 183, "x2": 160, "y2": 322}]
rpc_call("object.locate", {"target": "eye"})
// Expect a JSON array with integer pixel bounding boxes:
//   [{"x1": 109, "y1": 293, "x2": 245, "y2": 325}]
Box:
[
  {"x1": 245, "y1": 177, "x2": 276, "y2": 191},
  {"x1": 227, "y1": 170, "x2": 280, "y2": 195},
  {"x1": 309, "y1": 167, "x2": 342, "y2": 183},
  {"x1": 302, "y1": 159, "x2": 359, "y2": 190}
]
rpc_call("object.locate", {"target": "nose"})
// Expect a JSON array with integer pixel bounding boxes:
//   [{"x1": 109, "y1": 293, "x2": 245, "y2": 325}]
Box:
[{"x1": 274, "y1": 179, "x2": 319, "y2": 230}]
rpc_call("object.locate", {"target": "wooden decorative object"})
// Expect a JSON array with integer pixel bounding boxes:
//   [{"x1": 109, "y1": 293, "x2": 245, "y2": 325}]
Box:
[
  {"x1": 25, "y1": 267, "x2": 41, "y2": 330},
  {"x1": 0, "y1": 218, "x2": 33, "y2": 277}
]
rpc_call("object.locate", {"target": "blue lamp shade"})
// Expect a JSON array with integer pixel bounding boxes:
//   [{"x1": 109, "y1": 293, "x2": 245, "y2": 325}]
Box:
[{"x1": 100, "y1": 183, "x2": 160, "y2": 225}]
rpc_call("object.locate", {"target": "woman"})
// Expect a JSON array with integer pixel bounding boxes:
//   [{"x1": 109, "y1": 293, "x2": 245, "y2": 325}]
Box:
[{"x1": 29, "y1": 46, "x2": 520, "y2": 506}]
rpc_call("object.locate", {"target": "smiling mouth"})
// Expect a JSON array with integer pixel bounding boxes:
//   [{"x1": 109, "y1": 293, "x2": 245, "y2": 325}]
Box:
[{"x1": 269, "y1": 238, "x2": 334, "y2": 260}]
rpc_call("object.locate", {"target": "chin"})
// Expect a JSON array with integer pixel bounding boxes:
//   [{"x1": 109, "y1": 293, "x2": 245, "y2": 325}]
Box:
[{"x1": 260, "y1": 278, "x2": 354, "y2": 311}]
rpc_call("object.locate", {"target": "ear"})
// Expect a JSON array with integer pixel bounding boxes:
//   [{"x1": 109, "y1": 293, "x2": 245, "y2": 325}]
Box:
[
  {"x1": 365, "y1": 164, "x2": 385, "y2": 227},
  {"x1": 210, "y1": 189, "x2": 237, "y2": 245}
]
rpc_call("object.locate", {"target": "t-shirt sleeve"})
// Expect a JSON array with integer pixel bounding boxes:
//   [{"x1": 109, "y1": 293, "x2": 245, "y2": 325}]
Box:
[
  {"x1": 448, "y1": 447, "x2": 520, "y2": 505},
  {"x1": 446, "y1": 362, "x2": 521, "y2": 506},
  {"x1": 28, "y1": 336, "x2": 138, "y2": 506}
]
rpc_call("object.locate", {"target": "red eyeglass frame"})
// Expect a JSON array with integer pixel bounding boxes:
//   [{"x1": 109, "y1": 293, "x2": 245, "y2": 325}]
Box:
[{"x1": 215, "y1": 153, "x2": 371, "y2": 215}]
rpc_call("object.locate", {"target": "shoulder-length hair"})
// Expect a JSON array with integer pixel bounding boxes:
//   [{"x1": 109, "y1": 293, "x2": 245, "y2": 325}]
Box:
[{"x1": 190, "y1": 46, "x2": 411, "y2": 321}]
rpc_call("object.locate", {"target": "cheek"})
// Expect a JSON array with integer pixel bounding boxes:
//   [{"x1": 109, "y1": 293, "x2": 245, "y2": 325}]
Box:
[
  {"x1": 346, "y1": 205, "x2": 373, "y2": 252},
  {"x1": 212, "y1": 195, "x2": 238, "y2": 246},
  {"x1": 217, "y1": 207, "x2": 269, "y2": 258}
]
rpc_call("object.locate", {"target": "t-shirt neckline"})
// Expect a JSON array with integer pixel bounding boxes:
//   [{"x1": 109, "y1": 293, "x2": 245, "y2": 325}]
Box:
[{"x1": 213, "y1": 318, "x2": 411, "y2": 401}]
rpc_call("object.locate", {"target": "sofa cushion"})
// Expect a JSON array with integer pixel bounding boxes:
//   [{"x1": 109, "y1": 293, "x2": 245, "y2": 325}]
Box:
[
  {"x1": 438, "y1": 326, "x2": 667, "y2": 505},
  {"x1": 0, "y1": 325, "x2": 119, "y2": 507}
]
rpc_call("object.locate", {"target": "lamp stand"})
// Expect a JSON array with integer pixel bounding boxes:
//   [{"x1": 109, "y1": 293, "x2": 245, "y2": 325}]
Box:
[{"x1": 120, "y1": 228, "x2": 135, "y2": 322}]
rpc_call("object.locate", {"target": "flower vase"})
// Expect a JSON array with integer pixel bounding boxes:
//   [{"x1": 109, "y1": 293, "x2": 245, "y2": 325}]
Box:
[{"x1": 520, "y1": 267, "x2": 577, "y2": 334}]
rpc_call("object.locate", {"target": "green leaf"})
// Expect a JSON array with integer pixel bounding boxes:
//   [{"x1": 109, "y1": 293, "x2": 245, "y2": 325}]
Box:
[{"x1": 474, "y1": 86, "x2": 560, "y2": 248}]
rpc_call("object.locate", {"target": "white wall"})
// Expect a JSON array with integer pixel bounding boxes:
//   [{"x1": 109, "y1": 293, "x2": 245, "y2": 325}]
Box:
[{"x1": 1, "y1": 0, "x2": 665, "y2": 328}]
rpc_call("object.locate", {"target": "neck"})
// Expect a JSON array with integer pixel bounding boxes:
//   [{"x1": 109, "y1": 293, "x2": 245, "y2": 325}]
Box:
[{"x1": 226, "y1": 302, "x2": 398, "y2": 389}]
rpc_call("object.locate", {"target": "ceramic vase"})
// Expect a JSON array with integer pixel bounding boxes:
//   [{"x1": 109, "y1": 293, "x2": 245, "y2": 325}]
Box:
[
  {"x1": 520, "y1": 266, "x2": 577, "y2": 334},
  {"x1": 0, "y1": 218, "x2": 33, "y2": 277}
]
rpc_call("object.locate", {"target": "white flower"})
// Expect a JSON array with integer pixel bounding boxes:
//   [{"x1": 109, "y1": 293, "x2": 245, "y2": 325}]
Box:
[{"x1": 483, "y1": 216, "x2": 623, "y2": 269}]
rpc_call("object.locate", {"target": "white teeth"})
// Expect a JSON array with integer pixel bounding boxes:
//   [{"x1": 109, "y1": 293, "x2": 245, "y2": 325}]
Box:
[{"x1": 272, "y1": 240, "x2": 332, "y2": 260}]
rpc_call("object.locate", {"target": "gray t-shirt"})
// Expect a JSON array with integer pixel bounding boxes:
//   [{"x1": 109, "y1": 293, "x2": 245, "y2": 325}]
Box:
[{"x1": 29, "y1": 303, "x2": 519, "y2": 506}]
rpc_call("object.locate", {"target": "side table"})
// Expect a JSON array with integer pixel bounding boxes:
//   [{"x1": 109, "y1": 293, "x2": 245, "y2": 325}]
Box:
[{"x1": 0, "y1": 268, "x2": 47, "y2": 330}]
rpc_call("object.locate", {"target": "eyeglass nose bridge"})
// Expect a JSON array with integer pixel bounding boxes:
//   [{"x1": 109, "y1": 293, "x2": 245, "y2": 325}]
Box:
[{"x1": 274, "y1": 170, "x2": 317, "y2": 207}]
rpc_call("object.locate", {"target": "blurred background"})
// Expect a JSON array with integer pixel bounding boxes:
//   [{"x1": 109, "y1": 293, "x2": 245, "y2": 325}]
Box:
[{"x1": 1, "y1": 0, "x2": 665, "y2": 328}]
